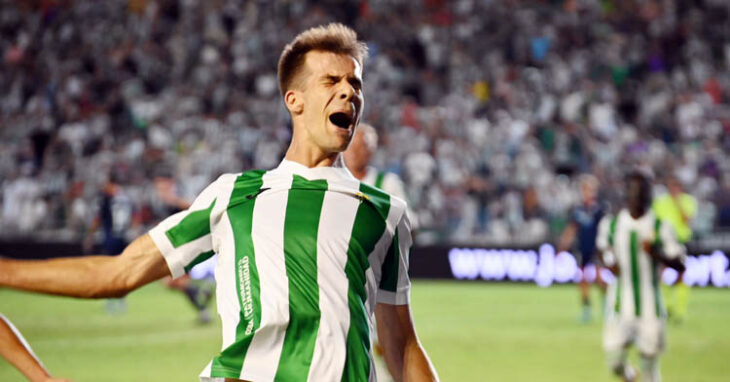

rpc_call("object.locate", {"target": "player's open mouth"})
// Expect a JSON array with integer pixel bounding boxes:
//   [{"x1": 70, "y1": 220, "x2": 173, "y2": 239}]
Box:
[{"x1": 329, "y1": 112, "x2": 354, "y2": 129}]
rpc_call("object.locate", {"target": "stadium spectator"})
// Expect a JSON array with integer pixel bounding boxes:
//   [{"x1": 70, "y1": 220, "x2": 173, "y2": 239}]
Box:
[{"x1": 0, "y1": 0, "x2": 728, "y2": 248}]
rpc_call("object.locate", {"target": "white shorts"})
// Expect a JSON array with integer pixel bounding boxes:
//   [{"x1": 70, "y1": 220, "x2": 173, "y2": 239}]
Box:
[{"x1": 603, "y1": 317, "x2": 665, "y2": 356}]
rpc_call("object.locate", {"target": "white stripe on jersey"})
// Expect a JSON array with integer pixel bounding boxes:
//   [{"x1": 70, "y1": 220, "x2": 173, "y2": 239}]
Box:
[
  {"x1": 307, "y1": 182, "x2": 361, "y2": 381},
  {"x1": 240, "y1": 173, "x2": 292, "y2": 381},
  {"x1": 210, "y1": 176, "x2": 239, "y2": 360}
]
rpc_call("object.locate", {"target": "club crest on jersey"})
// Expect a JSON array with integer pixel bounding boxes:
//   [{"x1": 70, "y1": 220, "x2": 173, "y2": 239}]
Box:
[{"x1": 356, "y1": 192, "x2": 370, "y2": 202}]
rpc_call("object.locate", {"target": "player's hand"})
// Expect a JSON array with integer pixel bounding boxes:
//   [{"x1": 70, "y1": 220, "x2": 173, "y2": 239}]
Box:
[{"x1": 642, "y1": 241, "x2": 657, "y2": 256}]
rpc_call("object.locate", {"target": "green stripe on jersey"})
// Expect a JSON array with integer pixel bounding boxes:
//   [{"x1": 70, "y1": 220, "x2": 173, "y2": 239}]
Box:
[
  {"x1": 608, "y1": 216, "x2": 617, "y2": 247},
  {"x1": 630, "y1": 230, "x2": 641, "y2": 317},
  {"x1": 653, "y1": 218, "x2": 663, "y2": 248},
  {"x1": 374, "y1": 172, "x2": 386, "y2": 189},
  {"x1": 651, "y1": 259, "x2": 662, "y2": 317},
  {"x1": 183, "y1": 250, "x2": 215, "y2": 274},
  {"x1": 652, "y1": 218, "x2": 663, "y2": 317},
  {"x1": 380, "y1": 231, "x2": 400, "y2": 292},
  {"x1": 341, "y1": 183, "x2": 392, "y2": 381},
  {"x1": 275, "y1": 175, "x2": 327, "y2": 381},
  {"x1": 165, "y1": 198, "x2": 216, "y2": 247},
  {"x1": 211, "y1": 170, "x2": 264, "y2": 376},
  {"x1": 609, "y1": 216, "x2": 620, "y2": 313}
]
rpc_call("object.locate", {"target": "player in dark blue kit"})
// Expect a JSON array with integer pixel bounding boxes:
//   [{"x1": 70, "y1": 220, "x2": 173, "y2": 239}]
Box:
[
  {"x1": 84, "y1": 174, "x2": 136, "y2": 314},
  {"x1": 559, "y1": 175, "x2": 608, "y2": 322}
]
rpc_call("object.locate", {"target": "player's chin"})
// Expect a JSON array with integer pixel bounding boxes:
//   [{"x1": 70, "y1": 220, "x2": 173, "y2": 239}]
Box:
[
  {"x1": 328, "y1": 124, "x2": 353, "y2": 143},
  {"x1": 328, "y1": 134, "x2": 353, "y2": 153}
]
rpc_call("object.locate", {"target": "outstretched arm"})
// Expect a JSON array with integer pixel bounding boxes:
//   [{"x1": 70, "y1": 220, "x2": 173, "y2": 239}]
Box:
[
  {"x1": 0, "y1": 314, "x2": 69, "y2": 382},
  {"x1": 0, "y1": 234, "x2": 169, "y2": 299},
  {"x1": 376, "y1": 303, "x2": 439, "y2": 382}
]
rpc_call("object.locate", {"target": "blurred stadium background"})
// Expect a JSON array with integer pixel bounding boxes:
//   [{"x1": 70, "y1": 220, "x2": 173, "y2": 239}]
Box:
[{"x1": 1, "y1": 0, "x2": 729, "y2": 381}]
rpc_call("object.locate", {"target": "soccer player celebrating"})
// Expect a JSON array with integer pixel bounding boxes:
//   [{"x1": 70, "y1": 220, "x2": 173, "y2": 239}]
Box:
[
  {"x1": 0, "y1": 314, "x2": 69, "y2": 382},
  {"x1": 0, "y1": 23, "x2": 439, "y2": 382},
  {"x1": 558, "y1": 174, "x2": 607, "y2": 323},
  {"x1": 596, "y1": 171, "x2": 686, "y2": 382}
]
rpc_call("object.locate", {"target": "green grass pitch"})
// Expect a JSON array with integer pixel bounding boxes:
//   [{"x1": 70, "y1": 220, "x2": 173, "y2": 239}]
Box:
[{"x1": 1, "y1": 281, "x2": 727, "y2": 381}]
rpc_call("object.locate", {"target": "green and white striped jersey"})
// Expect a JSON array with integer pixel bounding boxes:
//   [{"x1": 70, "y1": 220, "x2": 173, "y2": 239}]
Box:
[
  {"x1": 149, "y1": 160, "x2": 412, "y2": 382},
  {"x1": 596, "y1": 209, "x2": 685, "y2": 321}
]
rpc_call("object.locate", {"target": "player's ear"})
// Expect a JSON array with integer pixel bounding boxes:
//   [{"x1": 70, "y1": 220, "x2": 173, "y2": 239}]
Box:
[{"x1": 284, "y1": 89, "x2": 304, "y2": 115}]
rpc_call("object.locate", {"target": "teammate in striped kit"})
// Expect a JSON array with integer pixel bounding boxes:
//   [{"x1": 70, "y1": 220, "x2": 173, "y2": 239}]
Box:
[
  {"x1": 0, "y1": 23, "x2": 438, "y2": 382},
  {"x1": 596, "y1": 172, "x2": 686, "y2": 382},
  {"x1": 344, "y1": 124, "x2": 409, "y2": 203},
  {"x1": 344, "y1": 123, "x2": 416, "y2": 382}
]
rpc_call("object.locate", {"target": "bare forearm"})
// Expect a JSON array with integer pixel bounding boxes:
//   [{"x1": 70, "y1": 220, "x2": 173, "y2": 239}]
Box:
[
  {"x1": 0, "y1": 315, "x2": 50, "y2": 382},
  {"x1": 403, "y1": 338, "x2": 439, "y2": 381},
  {"x1": 0, "y1": 235, "x2": 170, "y2": 299},
  {"x1": 0, "y1": 256, "x2": 124, "y2": 298},
  {"x1": 644, "y1": 243, "x2": 686, "y2": 272},
  {"x1": 655, "y1": 253, "x2": 685, "y2": 272},
  {"x1": 376, "y1": 303, "x2": 439, "y2": 382}
]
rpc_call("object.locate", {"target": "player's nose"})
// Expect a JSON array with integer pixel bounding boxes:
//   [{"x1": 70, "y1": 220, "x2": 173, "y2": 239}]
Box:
[{"x1": 337, "y1": 81, "x2": 356, "y2": 101}]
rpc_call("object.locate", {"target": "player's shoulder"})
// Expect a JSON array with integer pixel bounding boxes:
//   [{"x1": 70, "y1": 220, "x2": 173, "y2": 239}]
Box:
[
  {"x1": 358, "y1": 181, "x2": 408, "y2": 218},
  {"x1": 599, "y1": 211, "x2": 619, "y2": 226},
  {"x1": 205, "y1": 170, "x2": 268, "y2": 195},
  {"x1": 209, "y1": 171, "x2": 263, "y2": 187}
]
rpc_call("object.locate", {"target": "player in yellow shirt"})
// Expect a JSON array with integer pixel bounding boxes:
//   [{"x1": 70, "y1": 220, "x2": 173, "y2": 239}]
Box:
[{"x1": 652, "y1": 176, "x2": 697, "y2": 322}]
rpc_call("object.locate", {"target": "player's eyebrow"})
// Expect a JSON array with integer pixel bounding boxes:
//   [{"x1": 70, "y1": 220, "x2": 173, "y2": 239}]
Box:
[
  {"x1": 322, "y1": 74, "x2": 341, "y2": 82},
  {"x1": 322, "y1": 74, "x2": 362, "y2": 89}
]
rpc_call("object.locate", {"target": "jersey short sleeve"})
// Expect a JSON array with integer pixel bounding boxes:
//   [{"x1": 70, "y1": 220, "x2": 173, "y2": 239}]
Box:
[
  {"x1": 376, "y1": 209, "x2": 412, "y2": 305},
  {"x1": 596, "y1": 215, "x2": 616, "y2": 267},
  {"x1": 149, "y1": 176, "x2": 225, "y2": 278}
]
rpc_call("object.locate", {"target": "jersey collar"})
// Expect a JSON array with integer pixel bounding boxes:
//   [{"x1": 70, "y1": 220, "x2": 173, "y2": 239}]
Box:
[
  {"x1": 275, "y1": 158, "x2": 357, "y2": 182},
  {"x1": 619, "y1": 208, "x2": 655, "y2": 224}
]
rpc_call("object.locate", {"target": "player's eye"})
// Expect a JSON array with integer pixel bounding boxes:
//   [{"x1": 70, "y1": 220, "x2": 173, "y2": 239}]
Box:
[{"x1": 349, "y1": 79, "x2": 362, "y2": 91}]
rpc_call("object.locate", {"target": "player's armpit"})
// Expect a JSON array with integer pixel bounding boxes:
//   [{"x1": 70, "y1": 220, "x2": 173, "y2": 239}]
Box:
[
  {"x1": 375, "y1": 303, "x2": 439, "y2": 382},
  {"x1": 0, "y1": 234, "x2": 170, "y2": 299}
]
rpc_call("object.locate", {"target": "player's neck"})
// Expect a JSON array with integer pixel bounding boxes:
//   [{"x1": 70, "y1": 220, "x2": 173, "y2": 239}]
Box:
[
  {"x1": 284, "y1": 142, "x2": 343, "y2": 168},
  {"x1": 349, "y1": 166, "x2": 368, "y2": 180},
  {"x1": 628, "y1": 206, "x2": 648, "y2": 219}
]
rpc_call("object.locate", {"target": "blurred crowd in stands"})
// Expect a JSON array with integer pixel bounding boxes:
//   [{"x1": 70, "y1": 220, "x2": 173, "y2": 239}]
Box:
[{"x1": 1, "y1": 0, "x2": 729, "y2": 246}]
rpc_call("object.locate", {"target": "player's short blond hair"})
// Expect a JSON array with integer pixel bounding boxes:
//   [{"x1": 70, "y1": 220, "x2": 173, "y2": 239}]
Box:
[{"x1": 277, "y1": 23, "x2": 368, "y2": 96}]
